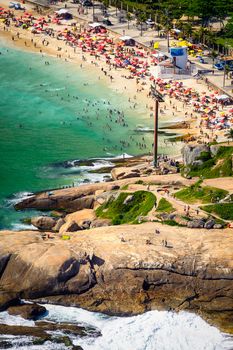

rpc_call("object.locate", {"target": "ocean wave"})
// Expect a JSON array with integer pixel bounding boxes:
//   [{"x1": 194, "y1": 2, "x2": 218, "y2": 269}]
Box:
[
  {"x1": 43, "y1": 305, "x2": 233, "y2": 350},
  {"x1": 134, "y1": 126, "x2": 154, "y2": 133},
  {"x1": 11, "y1": 223, "x2": 37, "y2": 231},
  {"x1": 5, "y1": 192, "x2": 34, "y2": 207},
  {"x1": 101, "y1": 153, "x2": 133, "y2": 160},
  {"x1": 0, "y1": 305, "x2": 232, "y2": 350},
  {"x1": 46, "y1": 87, "x2": 66, "y2": 92},
  {"x1": 0, "y1": 312, "x2": 34, "y2": 327}
]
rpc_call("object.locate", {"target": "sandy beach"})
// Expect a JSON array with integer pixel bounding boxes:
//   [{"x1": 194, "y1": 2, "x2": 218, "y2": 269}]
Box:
[{"x1": 0, "y1": 0, "x2": 233, "y2": 149}]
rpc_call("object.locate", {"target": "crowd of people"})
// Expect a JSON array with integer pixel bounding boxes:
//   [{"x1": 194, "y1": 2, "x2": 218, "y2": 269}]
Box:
[{"x1": 1, "y1": 4, "x2": 233, "y2": 147}]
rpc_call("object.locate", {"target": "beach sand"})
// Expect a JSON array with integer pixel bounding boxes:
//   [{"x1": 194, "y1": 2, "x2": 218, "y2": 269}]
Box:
[{"x1": 0, "y1": 0, "x2": 231, "y2": 146}]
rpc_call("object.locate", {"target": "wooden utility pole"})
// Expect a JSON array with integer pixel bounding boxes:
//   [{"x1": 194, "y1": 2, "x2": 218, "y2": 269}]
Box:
[
  {"x1": 154, "y1": 99, "x2": 159, "y2": 167},
  {"x1": 150, "y1": 84, "x2": 164, "y2": 167}
]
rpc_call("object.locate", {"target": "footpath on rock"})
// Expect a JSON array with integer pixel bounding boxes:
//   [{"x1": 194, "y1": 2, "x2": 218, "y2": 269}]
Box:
[{"x1": 1, "y1": 145, "x2": 233, "y2": 339}]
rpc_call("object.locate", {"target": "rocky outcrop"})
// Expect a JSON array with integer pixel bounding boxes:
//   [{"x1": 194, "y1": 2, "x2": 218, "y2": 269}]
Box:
[
  {"x1": 65, "y1": 209, "x2": 96, "y2": 228},
  {"x1": 8, "y1": 303, "x2": 47, "y2": 320},
  {"x1": 14, "y1": 183, "x2": 120, "y2": 212},
  {"x1": 111, "y1": 167, "x2": 141, "y2": 180},
  {"x1": 59, "y1": 220, "x2": 81, "y2": 234},
  {"x1": 0, "y1": 292, "x2": 20, "y2": 312},
  {"x1": 0, "y1": 224, "x2": 233, "y2": 334},
  {"x1": 187, "y1": 219, "x2": 205, "y2": 228},
  {"x1": 0, "y1": 320, "x2": 95, "y2": 349},
  {"x1": 58, "y1": 209, "x2": 97, "y2": 234},
  {"x1": 182, "y1": 144, "x2": 210, "y2": 166},
  {"x1": 53, "y1": 218, "x2": 66, "y2": 232},
  {"x1": 90, "y1": 218, "x2": 111, "y2": 228},
  {"x1": 31, "y1": 216, "x2": 56, "y2": 231}
]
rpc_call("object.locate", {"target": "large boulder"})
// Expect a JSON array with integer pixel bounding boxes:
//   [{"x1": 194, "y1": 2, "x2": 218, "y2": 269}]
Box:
[
  {"x1": 204, "y1": 219, "x2": 216, "y2": 229},
  {"x1": 111, "y1": 167, "x2": 140, "y2": 180},
  {"x1": 181, "y1": 144, "x2": 210, "y2": 166},
  {"x1": 187, "y1": 219, "x2": 205, "y2": 228},
  {"x1": 53, "y1": 218, "x2": 66, "y2": 232},
  {"x1": 31, "y1": 216, "x2": 56, "y2": 231},
  {"x1": 65, "y1": 209, "x2": 96, "y2": 228},
  {"x1": 59, "y1": 220, "x2": 81, "y2": 234},
  {"x1": 90, "y1": 218, "x2": 111, "y2": 228},
  {"x1": 210, "y1": 144, "x2": 221, "y2": 157},
  {"x1": 214, "y1": 223, "x2": 223, "y2": 229},
  {"x1": 8, "y1": 303, "x2": 47, "y2": 320},
  {"x1": 0, "y1": 292, "x2": 20, "y2": 312}
]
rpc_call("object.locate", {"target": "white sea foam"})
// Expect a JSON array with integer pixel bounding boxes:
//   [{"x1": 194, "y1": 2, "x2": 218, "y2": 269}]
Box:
[
  {"x1": 47, "y1": 87, "x2": 66, "y2": 92},
  {"x1": 0, "y1": 305, "x2": 232, "y2": 350},
  {"x1": 6, "y1": 192, "x2": 34, "y2": 206},
  {"x1": 11, "y1": 223, "x2": 37, "y2": 231},
  {"x1": 0, "y1": 311, "x2": 34, "y2": 327},
  {"x1": 102, "y1": 153, "x2": 133, "y2": 159},
  {"x1": 67, "y1": 159, "x2": 114, "y2": 171},
  {"x1": 42, "y1": 305, "x2": 233, "y2": 350}
]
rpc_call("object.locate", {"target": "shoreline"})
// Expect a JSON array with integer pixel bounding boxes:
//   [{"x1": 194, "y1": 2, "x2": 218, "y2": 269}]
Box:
[{"x1": 0, "y1": 1, "x2": 219, "y2": 145}]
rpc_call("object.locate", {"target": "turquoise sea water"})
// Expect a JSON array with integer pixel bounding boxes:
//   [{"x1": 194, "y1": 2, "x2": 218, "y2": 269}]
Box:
[{"x1": 0, "y1": 43, "x2": 176, "y2": 229}]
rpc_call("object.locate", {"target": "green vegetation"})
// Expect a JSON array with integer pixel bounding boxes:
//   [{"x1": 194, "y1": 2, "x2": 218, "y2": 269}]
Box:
[
  {"x1": 121, "y1": 184, "x2": 129, "y2": 190},
  {"x1": 156, "y1": 198, "x2": 175, "y2": 213},
  {"x1": 187, "y1": 147, "x2": 233, "y2": 179},
  {"x1": 135, "y1": 180, "x2": 144, "y2": 185},
  {"x1": 201, "y1": 203, "x2": 233, "y2": 220},
  {"x1": 174, "y1": 181, "x2": 228, "y2": 204},
  {"x1": 95, "y1": 191, "x2": 156, "y2": 225}
]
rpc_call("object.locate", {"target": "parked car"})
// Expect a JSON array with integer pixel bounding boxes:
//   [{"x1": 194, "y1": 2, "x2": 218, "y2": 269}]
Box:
[
  {"x1": 146, "y1": 18, "x2": 154, "y2": 26},
  {"x1": 9, "y1": 2, "x2": 25, "y2": 10},
  {"x1": 214, "y1": 63, "x2": 224, "y2": 70}
]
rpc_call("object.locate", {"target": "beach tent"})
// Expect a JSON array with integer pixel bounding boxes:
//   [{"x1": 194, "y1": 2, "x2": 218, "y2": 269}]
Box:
[
  {"x1": 152, "y1": 52, "x2": 165, "y2": 58},
  {"x1": 55, "y1": 9, "x2": 72, "y2": 19},
  {"x1": 89, "y1": 22, "x2": 105, "y2": 28},
  {"x1": 119, "y1": 35, "x2": 135, "y2": 46},
  {"x1": 216, "y1": 94, "x2": 230, "y2": 101}
]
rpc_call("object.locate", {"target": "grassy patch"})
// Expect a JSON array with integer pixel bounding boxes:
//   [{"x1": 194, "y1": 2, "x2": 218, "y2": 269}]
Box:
[
  {"x1": 201, "y1": 203, "x2": 233, "y2": 220},
  {"x1": 156, "y1": 198, "x2": 175, "y2": 213},
  {"x1": 174, "y1": 182, "x2": 228, "y2": 204},
  {"x1": 135, "y1": 180, "x2": 144, "y2": 185},
  {"x1": 95, "y1": 191, "x2": 156, "y2": 225},
  {"x1": 121, "y1": 184, "x2": 129, "y2": 190}
]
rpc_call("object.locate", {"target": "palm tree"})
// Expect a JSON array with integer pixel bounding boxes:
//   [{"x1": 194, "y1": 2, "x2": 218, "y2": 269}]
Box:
[
  {"x1": 182, "y1": 23, "x2": 193, "y2": 39},
  {"x1": 137, "y1": 12, "x2": 147, "y2": 36},
  {"x1": 126, "y1": 12, "x2": 132, "y2": 30},
  {"x1": 210, "y1": 50, "x2": 218, "y2": 67}
]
